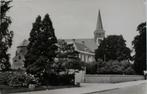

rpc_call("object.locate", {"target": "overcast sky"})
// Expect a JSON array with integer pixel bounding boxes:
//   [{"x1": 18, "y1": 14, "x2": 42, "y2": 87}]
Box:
[{"x1": 8, "y1": 0, "x2": 146, "y2": 62}]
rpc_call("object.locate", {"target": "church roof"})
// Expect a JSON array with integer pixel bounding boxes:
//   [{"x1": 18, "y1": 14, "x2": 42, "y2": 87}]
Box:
[
  {"x1": 64, "y1": 38, "x2": 98, "y2": 53},
  {"x1": 74, "y1": 42, "x2": 93, "y2": 53}
]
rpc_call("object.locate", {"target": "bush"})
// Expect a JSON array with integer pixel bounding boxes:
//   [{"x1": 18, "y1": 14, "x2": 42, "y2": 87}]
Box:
[
  {"x1": 97, "y1": 60, "x2": 136, "y2": 74},
  {"x1": 0, "y1": 72, "x2": 10, "y2": 85},
  {"x1": 41, "y1": 73, "x2": 74, "y2": 86},
  {"x1": 38, "y1": 59, "x2": 84, "y2": 85},
  {"x1": 7, "y1": 72, "x2": 37, "y2": 88},
  {"x1": 124, "y1": 66, "x2": 136, "y2": 75},
  {"x1": 86, "y1": 62, "x2": 97, "y2": 74},
  {"x1": 86, "y1": 59, "x2": 136, "y2": 75},
  {"x1": 65, "y1": 59, "x2": 85, "y2": 70}
]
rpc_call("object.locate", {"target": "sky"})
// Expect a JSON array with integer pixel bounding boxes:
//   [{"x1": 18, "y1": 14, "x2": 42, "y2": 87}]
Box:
[{"x1": 8, "y1": 0, "x2": 146, "y2": 62}]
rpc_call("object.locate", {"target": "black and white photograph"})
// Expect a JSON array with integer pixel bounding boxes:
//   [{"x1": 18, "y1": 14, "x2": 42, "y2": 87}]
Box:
[{"x1": 0, "y1": 0, "x2": 146, "y2": 94}]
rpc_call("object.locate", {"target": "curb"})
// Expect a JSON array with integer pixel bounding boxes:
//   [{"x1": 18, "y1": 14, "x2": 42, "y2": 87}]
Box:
[{"x1": 83, "y1": 88, "x2": 119, "y2": 94}]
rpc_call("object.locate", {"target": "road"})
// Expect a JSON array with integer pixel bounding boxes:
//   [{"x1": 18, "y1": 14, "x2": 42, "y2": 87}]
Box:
[{"x1": 90, "y1": 83, "x2": 147, "y2": 94}]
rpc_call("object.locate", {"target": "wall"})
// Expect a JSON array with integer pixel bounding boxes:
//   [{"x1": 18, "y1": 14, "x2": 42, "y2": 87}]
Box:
[
  {"x1": 84, "y1": 74, "x2": 144, "y2": 83},
  {"x1": 75, "y1": 70, "x2": 86, "y2": 83}
]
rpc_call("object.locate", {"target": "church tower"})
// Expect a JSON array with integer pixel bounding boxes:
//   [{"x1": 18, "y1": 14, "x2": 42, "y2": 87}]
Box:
[{"x1": 94, "y1": 10, "x2": 105, "y2": 46}]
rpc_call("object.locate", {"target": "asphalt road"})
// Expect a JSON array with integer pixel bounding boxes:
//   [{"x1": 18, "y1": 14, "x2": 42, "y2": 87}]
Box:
[{"x1": 90, "y1": 83, "x2": 147, "y2": 94}]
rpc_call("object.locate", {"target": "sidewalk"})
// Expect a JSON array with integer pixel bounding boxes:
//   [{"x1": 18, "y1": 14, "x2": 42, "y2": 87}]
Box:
[{"x1": 11, "y1": 80, "x2": 147, "y2": 94}]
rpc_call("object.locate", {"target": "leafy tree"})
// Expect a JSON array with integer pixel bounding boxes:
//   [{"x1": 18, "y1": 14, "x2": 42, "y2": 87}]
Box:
[
  {"x1": 132, "y1": 22, "x2": 146, "y2": 74},
  {"x1": 56, "y1": 40, "x2": 85, "y2": 72},
  {"x1": 24, "y1": 14, "x2": 58, "y2": 78},
  {"x1": 57, "y1": 40, "x2": 79, "y2": 60},
  {"x1": 0, "y1": 0, "x2": 13, "y2": 71},
  {"x1": 40, "y1": 40, "x2": 84, "y2": 85},
  {"x1": 95, "y1": 35, "x2": 131, "y2": 61}
]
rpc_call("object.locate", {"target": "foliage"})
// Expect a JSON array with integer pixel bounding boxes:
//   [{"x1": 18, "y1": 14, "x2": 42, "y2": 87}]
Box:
[
  {"x1": 95, "y1": 35, "x2": 131, "y2": 61},
  {"x1": 7, "y1": 72, "x2": 37, "y2": 88},
  {"x1": 56, "y1": 40, "x2": 85, "y2": 72},
  {"x1": 57, "y1": 40, "x2": 79, "y2": 59},
  {"x1": 24, "y1": 14, "x2": 58, "y2": 81},
  {"x1": 132, "y1": 22, "x2": 146, "y2": 74},
  {"x1": 123, "y1": 67, "x2": 136, "y2": 75},
  {"x1": 38, "y1": 40, "x2": 85, "y2": 85},
  {"x1": 41, "y1": 73, "x2": 74, "y2": 85},
  {"x1": 98, "y1": 60, "x2": 135, "y2": 74},
  {"x1": 86, "y1": 59, "x2": 135, "y2": 75},
  {"x1": 65, "y1": 59, "x2": 85, "y2": 70},
  {"x1": 0, "y1": 0, "x2": 13, "y2": 71},
  {"x1": 0, "y1": 71, "x2": 10, "y2": 85},
  {"x1": 86, "y1": 62, "x2": 97, "y2": 74}
]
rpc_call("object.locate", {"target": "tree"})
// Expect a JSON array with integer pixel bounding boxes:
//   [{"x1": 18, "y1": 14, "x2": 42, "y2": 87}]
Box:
[
  {"x1": 24, "y1": 14, "x2": 58, "y2": 78},
  {"x1": 56, "y1": 40, "x2": 85, "y2": 72},
  {"x1": 95, "y1": 35, "x2": 131, "y2": 61},
  {"x1": 38, "y1": 40, "x2": 85, "y2": 85},
  {"x1": 0, "y1": 0, "x2": 13, "y2": 71},
  {"x1": 132, "y1": 22, "x2": 146, "y2": 74}
]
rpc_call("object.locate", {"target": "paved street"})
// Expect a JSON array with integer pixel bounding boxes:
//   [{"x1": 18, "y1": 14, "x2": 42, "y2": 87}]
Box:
[
  {"x1": 90, "y1": 82, "x2": 147, "y2": 94},
  {"x1": 11, "y1": 80, "x2": 147, "y2": 94}
]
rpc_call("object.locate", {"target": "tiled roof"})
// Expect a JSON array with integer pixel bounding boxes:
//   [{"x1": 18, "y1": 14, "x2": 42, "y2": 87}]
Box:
[
  {"x1": 64, "y1": 38, "x2": 98, "y2": 53},
  {"x1": 74, "y1": 42, "x2": 93, "y2": 53}
]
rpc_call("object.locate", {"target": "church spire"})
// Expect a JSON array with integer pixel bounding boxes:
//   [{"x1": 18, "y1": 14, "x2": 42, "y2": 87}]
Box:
[
  {"x1": 94, "y1": 10, "x2": 105, "y2": 46},
  {"x1": 96, "y1": 10, "x2": 103, "y2": 30}
]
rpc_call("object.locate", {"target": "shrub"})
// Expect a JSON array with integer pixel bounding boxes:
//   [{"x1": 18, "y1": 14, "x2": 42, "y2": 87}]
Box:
[
  {"x1": 38, "y1": 59, "x2": 84, "y2": 85},
  {"x1": 65, "y1": 59, "x2": 85, "y2": 70},
  {"x1": 0, "y1": 72, "x2": 10, "y2": 85},
  {"x1": 86, "y1": 59, "x2": 136, "y2": 75},
  {"x1": 7, "y1": 72, "x2": 37, "y2": 88},
  {"x1": 41, "y1": 73, "x2": 74, "y2": 86},
  {"x1": 86, "y1": 62, "x2": 97, "y2": 74},
  {"x1": 97, "y1": 60, "x2": 136, "y2": 74},
  {"x1": 124, "y1": 66, "x2": 136, "y2": 75}
]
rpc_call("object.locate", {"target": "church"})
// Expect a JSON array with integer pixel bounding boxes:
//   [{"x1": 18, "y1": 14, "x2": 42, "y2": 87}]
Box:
[
  {"x1": 12, "y1": 10, "x2": 105, "y2": 69},
  {"x1": 63, "y1": 10, "x2": 105, "y2": 63}
]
